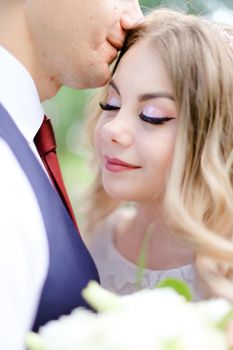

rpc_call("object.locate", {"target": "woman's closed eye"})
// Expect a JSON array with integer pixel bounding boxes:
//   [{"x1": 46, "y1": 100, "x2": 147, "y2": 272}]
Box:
[
  {"x1": 139, "y1": 105, "x2": 175, "y2": 125},
  {"x1": 99, "y1": 102, "x2": 120, "y2": 111},
  {"x1": 139, "y1": 113, "x2": 175, "y2": 125}
]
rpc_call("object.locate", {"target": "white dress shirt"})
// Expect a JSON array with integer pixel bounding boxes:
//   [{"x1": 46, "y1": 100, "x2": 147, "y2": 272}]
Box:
[{"x1": 0, "y1": 46, "x2": 49, "y2": 350}]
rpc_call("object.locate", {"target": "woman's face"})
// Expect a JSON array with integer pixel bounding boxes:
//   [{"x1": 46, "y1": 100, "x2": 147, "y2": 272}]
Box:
[{"x1": 94, "y1": 39, "x2": 178, "y2": 204}]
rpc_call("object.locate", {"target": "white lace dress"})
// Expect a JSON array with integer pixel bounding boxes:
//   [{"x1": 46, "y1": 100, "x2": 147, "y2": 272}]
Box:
[{"x1": 88, "y1": 209, "x2": 203, "y2": 301}]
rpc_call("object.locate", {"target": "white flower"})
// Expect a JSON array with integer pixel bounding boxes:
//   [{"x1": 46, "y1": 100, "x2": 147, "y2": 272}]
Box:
[{"x1": 26, "y1": 282, "x2": 232, "y2": 350}]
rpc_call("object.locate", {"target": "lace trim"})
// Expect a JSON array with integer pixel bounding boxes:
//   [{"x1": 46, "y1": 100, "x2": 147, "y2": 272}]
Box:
[{"x1": 88, "y1": 209, "x2": 202, "y2": 300}]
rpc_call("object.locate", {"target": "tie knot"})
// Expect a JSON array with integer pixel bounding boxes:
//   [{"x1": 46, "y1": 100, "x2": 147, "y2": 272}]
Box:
[{"x1": 34, "y1": 116, "x2": 56, "y2": 156}]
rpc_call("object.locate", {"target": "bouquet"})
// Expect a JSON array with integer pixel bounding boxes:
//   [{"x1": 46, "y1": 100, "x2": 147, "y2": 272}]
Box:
[{"x1": 26, "y1": 280, "x2": 233, "y2": 350}]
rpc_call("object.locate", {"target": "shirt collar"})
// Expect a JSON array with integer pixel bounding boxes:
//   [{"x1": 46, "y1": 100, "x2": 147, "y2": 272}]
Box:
[{"x1": 0, "y1": 46, "x2": 44, "y2": 143}]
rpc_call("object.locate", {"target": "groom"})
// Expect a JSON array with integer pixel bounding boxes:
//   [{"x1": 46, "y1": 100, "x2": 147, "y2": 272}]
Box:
[{"x1": 0, "y1": 1, "x2": 142, "y2": 349}]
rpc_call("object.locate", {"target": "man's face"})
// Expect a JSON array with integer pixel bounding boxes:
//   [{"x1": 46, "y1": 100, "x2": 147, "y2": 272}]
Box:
[{"x1": 25, "y1": 0, "x2": 143, "y2": 89}]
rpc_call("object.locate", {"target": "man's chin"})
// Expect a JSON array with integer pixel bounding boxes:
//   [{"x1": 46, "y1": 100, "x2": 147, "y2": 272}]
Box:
[
  {"x1": 65, "y1": 64, "x2": 111, "y2": 89},
  {"x1": 89, "y1": 67, "x2": 111, "y2": 88}
]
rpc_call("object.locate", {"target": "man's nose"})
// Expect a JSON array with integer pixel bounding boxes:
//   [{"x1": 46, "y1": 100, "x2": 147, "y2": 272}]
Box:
[{"x1": 120, "y1": 1, "x2": 144, "y2": 31}]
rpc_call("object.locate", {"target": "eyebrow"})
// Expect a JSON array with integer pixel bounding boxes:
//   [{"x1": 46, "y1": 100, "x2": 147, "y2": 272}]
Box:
[
  {"x1": 109, "y1": 80, "x2": 174, "y2": 102},
  {"x1": 138, "y1": 92, "x2": 175, "y2": 102}
]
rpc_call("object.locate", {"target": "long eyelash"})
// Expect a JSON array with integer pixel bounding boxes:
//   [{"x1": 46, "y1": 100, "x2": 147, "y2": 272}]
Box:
[
  {"x1": 99, "y1": 102, "x2": 120, "y2": 111},
  {"x1": 139, "y1": 113, "x2": 175, "y2": 125}
]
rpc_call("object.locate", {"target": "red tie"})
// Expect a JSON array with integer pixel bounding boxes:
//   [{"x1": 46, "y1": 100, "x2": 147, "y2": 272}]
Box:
[{"x1": 34, "y1": 116, "x2": 79, "y2": 231}]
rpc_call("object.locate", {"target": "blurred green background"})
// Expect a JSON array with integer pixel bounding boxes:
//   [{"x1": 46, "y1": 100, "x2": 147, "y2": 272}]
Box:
[{"x1": 43, "y1": 0, "x2": 233, "y2": 223}]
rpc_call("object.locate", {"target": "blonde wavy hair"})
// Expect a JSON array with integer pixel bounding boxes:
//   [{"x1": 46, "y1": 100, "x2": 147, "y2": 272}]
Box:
[{"x1": 84, "y1": 8, "x2": 233, "y2": 299}]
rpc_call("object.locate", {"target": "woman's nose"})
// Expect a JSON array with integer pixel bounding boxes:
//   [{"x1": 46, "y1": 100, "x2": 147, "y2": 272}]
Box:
[{"x1": 101, "y1": 117, "x2": 133, "y2": 148}]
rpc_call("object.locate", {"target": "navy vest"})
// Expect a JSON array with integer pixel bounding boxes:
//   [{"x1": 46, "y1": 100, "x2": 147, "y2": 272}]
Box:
[{"x1": 0, "y1": 104, "x2": 99, "y2": 331}]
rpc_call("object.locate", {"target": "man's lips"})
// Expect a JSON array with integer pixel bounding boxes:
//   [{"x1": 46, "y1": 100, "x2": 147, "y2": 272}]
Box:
[
  {"x1": 104, "y1": 156, "x2": 141, "y2": 172},
  {"x1": 106, "y1": 37, "x2": 124, "y2": 64},
  {"x1": 107, "y1": 37, "x2": 124, "y2": 51},
  {"x1": 106, "y1": 42, "x2": 119, "y2": 63}
]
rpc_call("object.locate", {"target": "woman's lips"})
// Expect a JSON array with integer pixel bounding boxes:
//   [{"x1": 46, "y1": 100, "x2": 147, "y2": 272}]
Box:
[{"x1": 104, "y1": 156, "x2": 141, "y2": 172}]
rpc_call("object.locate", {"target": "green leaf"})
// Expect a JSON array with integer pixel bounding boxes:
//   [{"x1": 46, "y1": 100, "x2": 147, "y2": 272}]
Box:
[
  {"x1": 217, "y1": 309, "x2": 233, "y2": 330},
  {"x1": 163, "y1": 337, "x2": 184, "y2": 350},
  {"x1": 135, "y1": 223, "x2": 155, "y2": 286},
  {"x1": 156, "y1": 278, "x2": 193, "y2": 301}
]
